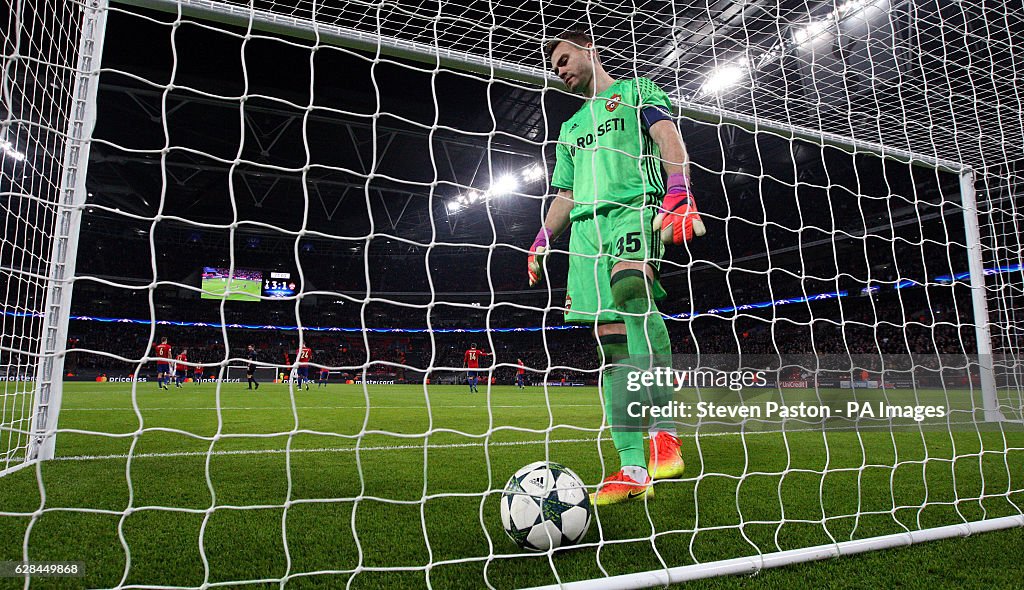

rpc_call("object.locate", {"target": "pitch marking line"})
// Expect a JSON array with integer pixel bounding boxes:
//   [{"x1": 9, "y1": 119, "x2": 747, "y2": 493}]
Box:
[
  {"x1": 54, "y1": 437, "x2": 601, "y2": 462},
  {"x1": 61, "y1": 404, "x2": 602, "y2": 411},
  {"x1": 50, "y1": 421, "x2": 974, "y2": 463}
]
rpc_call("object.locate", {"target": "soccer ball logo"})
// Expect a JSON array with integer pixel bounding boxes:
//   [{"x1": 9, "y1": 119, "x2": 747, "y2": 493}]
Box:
[{"x1": 500, "y1": 461, "x2": 592, "y2": 551}]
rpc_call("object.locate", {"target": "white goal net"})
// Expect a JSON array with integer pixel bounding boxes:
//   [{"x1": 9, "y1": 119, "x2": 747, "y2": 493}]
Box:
[{"x1": 2, "y1": 0, "x2": 1022, "y2": 588}]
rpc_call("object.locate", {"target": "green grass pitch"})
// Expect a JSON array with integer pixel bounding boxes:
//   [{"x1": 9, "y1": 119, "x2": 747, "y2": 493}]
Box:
[
  {"x1": 200, "y1": 277, "x2": 262, "y2": 302},
  {"x1": 1, "y1": 382, "x2": 1022, "y2": 589}
]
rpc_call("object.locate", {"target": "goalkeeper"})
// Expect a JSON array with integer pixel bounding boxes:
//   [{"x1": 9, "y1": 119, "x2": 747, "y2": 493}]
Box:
[{"x1": 530, "y1": 28, "x2": 705, "y2": 505}]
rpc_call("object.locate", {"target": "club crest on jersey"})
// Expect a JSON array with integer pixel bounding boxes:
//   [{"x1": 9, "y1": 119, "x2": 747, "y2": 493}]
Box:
[
  {"x1": 564, "y1": 295, "x2": 572, "y2": 309},
  {"x1": 605, "y1": 93, "x2": 622, "y2": 112}
]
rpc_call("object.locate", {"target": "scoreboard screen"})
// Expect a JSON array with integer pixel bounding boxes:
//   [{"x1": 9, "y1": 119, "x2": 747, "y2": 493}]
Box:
[
  {"x1": 263, "y1": 271, "x2": 299, "y2": 298},
  {"x1": 201, "y1": 267, "x2": 262, "y2": 301}
]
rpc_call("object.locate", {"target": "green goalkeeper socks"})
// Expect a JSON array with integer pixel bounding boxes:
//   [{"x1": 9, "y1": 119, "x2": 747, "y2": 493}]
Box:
[
  {"x1": 599, "y1": 335, "x2": 646, "y2": 468},
  {"x1": 611, "y1": 270, "x2": 675, "y2": 432}
]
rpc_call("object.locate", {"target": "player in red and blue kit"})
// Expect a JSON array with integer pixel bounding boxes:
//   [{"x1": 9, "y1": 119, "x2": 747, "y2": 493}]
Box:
[
  {"x1": 154, "y1": 337, "x2": 172, "y2": 390},
  {"x1": 317, "y1": 367, "x2": 330, "y2": 388},
  {"x1": 463, "y1": 343, "x2": 490, "y2": 393},
  {"x1": 174, "y1": 349, "x2": 188, "y2": 388},
  {"x1": 297, "y1": 345, "x2": 312, "y2": 390},
  {"x1": 516, "y1": 358, "x2": 526, "y2": 390}
]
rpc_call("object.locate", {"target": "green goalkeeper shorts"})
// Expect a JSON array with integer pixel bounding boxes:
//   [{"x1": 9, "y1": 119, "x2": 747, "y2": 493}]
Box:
[{"x1": 563, "y1": 202, "x2": 667, "y2": 325}]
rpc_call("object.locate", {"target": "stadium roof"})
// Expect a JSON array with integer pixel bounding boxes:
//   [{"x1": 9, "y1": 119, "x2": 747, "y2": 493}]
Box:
[{"x1": 73, "y1": 0, "x2": 1016, "y2": 294}]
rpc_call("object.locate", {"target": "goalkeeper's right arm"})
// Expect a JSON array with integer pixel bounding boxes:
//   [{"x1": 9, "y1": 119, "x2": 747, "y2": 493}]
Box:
[{"x1": 528, "y1": 189, "x2": 574, "y2": 287}]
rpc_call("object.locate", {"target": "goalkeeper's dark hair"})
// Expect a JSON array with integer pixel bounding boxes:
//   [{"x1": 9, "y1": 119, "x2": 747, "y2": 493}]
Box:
[{"x1": 544, "y1": 27, "x2": 594, "y2": 61}]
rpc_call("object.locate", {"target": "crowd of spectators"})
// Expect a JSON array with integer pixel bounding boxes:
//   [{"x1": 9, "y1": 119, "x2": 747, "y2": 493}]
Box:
[{"x1": 58, "y1": 285, "x2": 984, "y2": 386}]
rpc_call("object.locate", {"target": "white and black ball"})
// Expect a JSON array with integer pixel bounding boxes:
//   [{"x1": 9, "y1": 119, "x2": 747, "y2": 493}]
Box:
[{"x1": 500, "y1": 461, "x2": 592, "y2": 551}]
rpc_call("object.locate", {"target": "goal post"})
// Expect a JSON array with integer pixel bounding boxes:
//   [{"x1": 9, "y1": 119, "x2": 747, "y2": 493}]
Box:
[
  {"x1": 26, "y1": 0, "x2": 109, "y2": 466},
  {"x1": 1, "y1": 0, "x2": 109, "y2": 475},
  {"x1": 959, "y1": 169, "x2": 1006, "y2": 423}
]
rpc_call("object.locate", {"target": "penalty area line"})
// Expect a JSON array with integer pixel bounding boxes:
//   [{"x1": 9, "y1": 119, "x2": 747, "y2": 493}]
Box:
[
  {"x1": 52, "y1": 437, "x2": 601, "y2": 462},
  {"x1": 48, "y1": 422, "x2": 980, "y2": 463},
  {"x1": 59, "y1": 404, "x2": 603, "y2": 411},
  {"x1": 49, "y1": 427, "x2": 862, "y2": 463}
]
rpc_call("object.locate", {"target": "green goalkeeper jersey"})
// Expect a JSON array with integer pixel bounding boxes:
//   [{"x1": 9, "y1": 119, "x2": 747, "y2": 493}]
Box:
[{"x1": 551, "y1": 77, "x2": 673, "y2": 222}]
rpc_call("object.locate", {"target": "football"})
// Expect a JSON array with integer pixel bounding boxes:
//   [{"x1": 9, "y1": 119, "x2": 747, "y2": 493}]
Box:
[{"x1": 500, "y1": 461, "x2": 592, "y2": 551}]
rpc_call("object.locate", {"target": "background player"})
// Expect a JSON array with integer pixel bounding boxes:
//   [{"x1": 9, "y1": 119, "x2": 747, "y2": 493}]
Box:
[
  {"x1": 281, "y1": 350, "x2": 291, "y2": 385},
  {"x1": 317, "y1": 366, "x2": 330, "y2": 388},
  {"x1": 516, "y1": 358, "x2": 526, "y2": 390},
  {"x1": 193, "y1": 360, "x2": 204, "y2": 385},
  {"x1": 296, "y1": 343, "x2": 313, "y2": 390},
  {"x1": 174, "y1": 348, "x2": 188, "y2": 388},
  {"x1": 529, "y1": 28, "x2": 699, "y2": 505},
  {"x1": 463, "y1": 343, "x2": 490, "y2": 393},
  {"x1": 246, "y1": 344, "x2": 260, "y2": 390},
  {"x1": 154, "y1": 337, "x2": 172, "y2": 390}
]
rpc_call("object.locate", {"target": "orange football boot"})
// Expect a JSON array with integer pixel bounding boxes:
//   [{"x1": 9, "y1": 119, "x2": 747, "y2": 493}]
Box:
[
  {"x1": 590, "y1": 470, "x2": 654, "y2": 506},
  {"x1": 648, "y1": 431, "x2": 685, "y2": 480}
]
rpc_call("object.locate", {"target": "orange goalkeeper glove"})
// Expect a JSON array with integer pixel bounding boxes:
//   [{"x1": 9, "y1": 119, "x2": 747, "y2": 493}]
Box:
[
  {"x1": 527, "y1": 227, "x2": 552, "y2": 287},
  {"x1": 653, "y1": 173, "x2": 705, "y2": 245}
]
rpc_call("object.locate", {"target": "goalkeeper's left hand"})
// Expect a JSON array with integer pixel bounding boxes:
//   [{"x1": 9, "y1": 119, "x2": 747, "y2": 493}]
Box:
[
  {"x1": 528, "y1": 227, "x2": 552, "y2": 287},
  {"x1": 653, "y1": 173, "x2": 705, "y2": 245}
]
